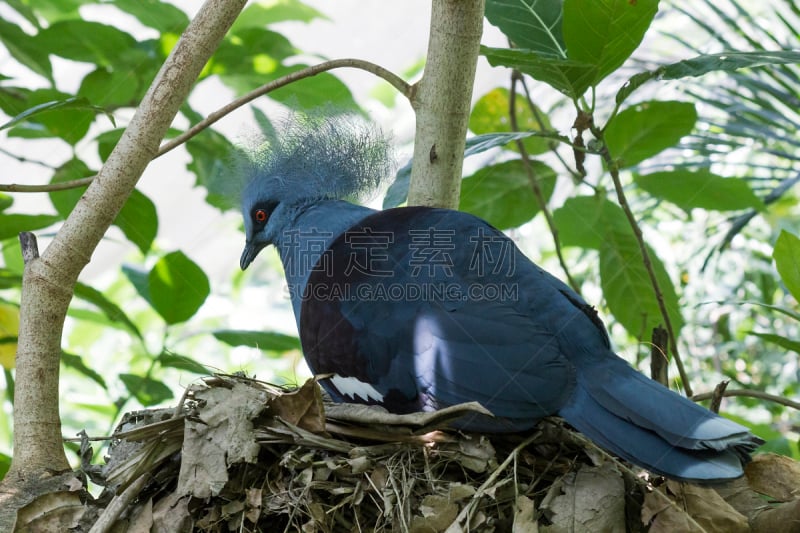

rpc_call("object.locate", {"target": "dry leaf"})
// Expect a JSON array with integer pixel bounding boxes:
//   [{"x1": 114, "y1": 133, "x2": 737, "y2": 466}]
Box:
[
  {"x1": 127, "y1": 498, "x2": 153, "y2": 533},
  {"x1": 177, "y1": 382, "x2": 266, "y2": 498},
  {"x1": 513, "y1": 495, "x2": 538, "y2": 533},
  {"x1": 270, "y1": 378, "x2": 326, "y2": 433},
  {"x1": 746, "y1": 453, "x2": 800, "y2": 501},
  {"x1": 644, "y1": 480, "x2": 749, "y2": 533},
  {"x1": 541, "y1": 462, "x2": 625, "y2": 533}
]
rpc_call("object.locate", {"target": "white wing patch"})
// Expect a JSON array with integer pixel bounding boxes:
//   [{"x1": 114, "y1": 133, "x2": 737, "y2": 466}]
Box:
[{"x1": 329, "y1": 374, "x2": 384, "y2": 403}]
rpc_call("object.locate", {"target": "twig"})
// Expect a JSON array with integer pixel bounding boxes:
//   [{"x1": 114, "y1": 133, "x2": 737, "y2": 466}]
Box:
[
  {"x1": 590, "y1": 122, "x2": 692, "y2": 397},
  {"x1": 0, "y1": 58, "x2": 411, "y2": 194},
  {"x1": 447, "y1": 431, "x2": 541, "y2": 530},
  {"x1": 650, "y1": 326, "x2": 669, "y2": 386},
  {"x1": 692, "y1": 388, "x2": 800, "y2": 411},
  {"x1": 158, "y1": 58, "x2": 412, "y2": 159},
  {"x1": 88, "y1": 473, "x2": 149, "y2": 533},
  {"x1": 709, "y1": 380, "x2": 729, "y2": 413},
  {"x1": 509, "y1": 74, "x2": 580, "y2": 293}
]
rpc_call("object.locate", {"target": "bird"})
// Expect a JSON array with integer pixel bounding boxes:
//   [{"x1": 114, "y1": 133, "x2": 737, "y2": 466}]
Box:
[{"x1": 238, "y1": 115, "x2": 762, "y2": 482}]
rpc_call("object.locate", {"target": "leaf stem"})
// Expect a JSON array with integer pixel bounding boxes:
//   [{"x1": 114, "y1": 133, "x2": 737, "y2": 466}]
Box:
[
  {"x1": 590, "y1": 122, "x2": 693, "y2": 397},
  {"x1": 509, "y1": 73, "x2": 580, "y2": 293}
]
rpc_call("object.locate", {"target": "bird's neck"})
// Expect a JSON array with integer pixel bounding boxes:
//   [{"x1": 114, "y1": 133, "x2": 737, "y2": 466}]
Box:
[{"x1": 273, "y1": 199, "x2": 376, "y2": 324}]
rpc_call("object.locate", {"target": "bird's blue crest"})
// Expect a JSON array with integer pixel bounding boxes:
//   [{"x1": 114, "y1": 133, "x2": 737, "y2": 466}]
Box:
[{"x1": 241, "y1": 113, "x2": 393, "y2": 206}]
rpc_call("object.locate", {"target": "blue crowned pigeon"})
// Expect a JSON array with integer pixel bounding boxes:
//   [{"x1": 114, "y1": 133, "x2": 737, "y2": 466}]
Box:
[{"x1": 239, "y1": 116, "x2": 762, "y2": 482}]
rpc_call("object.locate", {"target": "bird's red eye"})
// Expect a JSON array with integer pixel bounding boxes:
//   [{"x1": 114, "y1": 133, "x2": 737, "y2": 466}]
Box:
[{"x1": 254, "y1": 209, "x2": 267, "y2": 222}]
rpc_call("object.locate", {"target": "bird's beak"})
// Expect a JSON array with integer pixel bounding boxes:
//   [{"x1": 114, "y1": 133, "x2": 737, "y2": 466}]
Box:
[{"x1": 240, "y1": 242, "x2": 265, "y2": 270}]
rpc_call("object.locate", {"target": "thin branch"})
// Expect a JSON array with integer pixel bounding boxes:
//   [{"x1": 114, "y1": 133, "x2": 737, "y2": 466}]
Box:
[
  {"x1": 0, "y1": 58, "x2": 411, "y2": 194},
  {"x1": 157, "y1": 58, "x2": 412, "y2": 158},
  {"x1": 509, "y1": 74, "x2": 580, "y2": 294},
  {"x1": 0, "y1": 146, "x2": 57, "y2": 170},
  {"x1": 590, "y1": 122, "x2": 692, "y2": 397},
  {"x1": 692, "y1": 388, "x2": 800, "y2": 410},
  {"x1": 0, "y1": 177, "x2": 94, "y2": 193}
]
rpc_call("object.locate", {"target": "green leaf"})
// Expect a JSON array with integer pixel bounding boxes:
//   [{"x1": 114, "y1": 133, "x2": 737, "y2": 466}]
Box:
[
  {"x1": 0, "y1": 214, "x2": 60, "y2": 240},
  {"x1": 469, "y1": 87, "x2": 552, "y2": 155},
  {"x1": 481, "y1": 46, "x2": 595, "y2": 99},
  {"x1": 485, "y1": 0, "x2": 566, "y2": 57},
  {"x1": 773, "y1": 230, "x2": 800, "y2": 303},
  {"x1": 122, "y1": 265, "x2": 150, "y2": 304},
  {"x1": 749, "y1": 331, "x2": 800, "y2": 355},
  {"x1": 115, "y1": 189, "x2": 158, "y2": 255},
  {"x1": 600, "y1": 232, "x2": 683, "y2": 339},
  {"x1": 604, "y1": 100, "x2": 697, "y2": 167},
  {"x1": 186, "y1": 130, "x2": 245, "y2": 211},
  {"x1": 616, "y1": 50, "x2": 800, "y2": 107},
  {"x1": 62, "y1": 351, "x2": 106, "y2": 389},
  {"x1": 552, "y1": 195, "x2": 630, "y2": 249},
  {"x1": 634, "y1": 169, "x2": 763, "y2": 212},
  {"x1": 78, "y1": 68, "x2": 139, "y2": 108},
  {"x1": 563, "y1": 0, "x2": 659, "y2": 86},
  {"x1": 0, "y1": 18, "x2": 52, "y2": 82},
  {"x1": 459, "y1": 159, "x2": 556, "y2": 229},
  {"x1": 34, "y1": 20, "x2": 137, "y2": 66},
  {"x1": 232, "y1": 0, "x2": 327, "y2": 33},
  {"x1": 0, "y1": 193, "x2": 12, "y2": 211},
  {"x1": 119, "y1": 373, "x2": 173, "y2": 406},
  {"x1": 147, "y1": 251, "x2": 210, "y2": 325},
  {"x1": 49, "y1": 158, "x2": 94, "y2": 218},
  {"x1": 158, "y1": 352, "x2": 209, "y2": 374},
  {"x1": 109, "y1": 0, "x2": 189, "y2": 33},
  {"x1": 0, "y1": 96, "x2": 112, "y2": 134},
  {"x1": 213, "y1": 329, "x2": 301, "y2": 352},
  {"x1": 73, "y1": 282, "x2": 143, "y2": 341},
  {"x1": 95, "y1": 128, "x2": 124, "y2": 162}
]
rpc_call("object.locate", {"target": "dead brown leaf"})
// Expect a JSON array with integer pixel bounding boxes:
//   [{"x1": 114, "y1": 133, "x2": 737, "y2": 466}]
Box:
[
  {"x1": 270, "y1": 378, "x2": 326, "y2": 433},
  {"x1": 541, "y1": 462, "x2": 625, "y2": 533},
  {"x1": 643, "y1": 480, "x2": 749, "y2": 533},
  {"x1": 746, "y1": 453, "x2": 800, "y2": 502}
]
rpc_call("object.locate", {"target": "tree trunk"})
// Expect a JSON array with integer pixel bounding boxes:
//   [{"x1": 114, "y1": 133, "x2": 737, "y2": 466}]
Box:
[
  {"x1": 408, "y1": 0, "x2": 484, "y2": 209},
  {"x1": 0, "y1": 0, "x2": 247, "y2": 529}
]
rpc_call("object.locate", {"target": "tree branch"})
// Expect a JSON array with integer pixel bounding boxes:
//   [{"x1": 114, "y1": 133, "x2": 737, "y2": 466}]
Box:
[
  {"x1": 0, "y1": 59, "x2": 410, "y2": 194},
  {"x1": 0, "y1": 0, "x2": 248, "y2": 526},
  {"x1": 407, "y1": 0, "x2": 485, "y2": 208},
  {"x1": 693, "y1": 388, "x2": 800, "y2": 411}
]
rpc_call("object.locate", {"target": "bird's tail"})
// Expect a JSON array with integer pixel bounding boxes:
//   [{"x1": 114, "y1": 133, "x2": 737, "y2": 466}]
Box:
[{"x1": 557, "y1": 355, "x2": 762, "y2": 482}]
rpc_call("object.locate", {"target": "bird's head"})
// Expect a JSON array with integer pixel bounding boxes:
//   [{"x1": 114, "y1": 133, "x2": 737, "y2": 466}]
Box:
[{"x1": 239, "y1": 113, "x2": 392, "y2": 270}]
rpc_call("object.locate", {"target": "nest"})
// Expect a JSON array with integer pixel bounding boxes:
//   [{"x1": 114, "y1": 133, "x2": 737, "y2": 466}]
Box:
[{"x1": 71, "y1": 374, "x2": 798, "y2": 532}]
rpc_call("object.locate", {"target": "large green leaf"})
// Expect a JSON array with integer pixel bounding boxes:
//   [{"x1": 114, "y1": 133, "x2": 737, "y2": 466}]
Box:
[
  {"x1": 110, "y1": 0, "x2": 189, "y2": 34},
  {"x1": 119, "y1": 373, "x2": 173, "y2": 406},
  {"x1": 773, "y1": 230, "x2": 800, "y2": 303},
  {"x1": 73, "y1": 282, "x2": 143, "y2": 341},
  {"x1": 634, "y1": 169, "x2": 763, "y2": 212},
  {"x1": 469, "y1": 87, "x2": 552, "y2": 155},
  {"x1": 213, "y1": 329, "x2": 301, "y2": 352},
  {"x1": 616, "y1": 50, "x2": 800, "y2": 107},
  {"x1": 77, "y1": 69, "x2": 139, "y2": 109},
  {"x1": 35, "y1": 20, "x2": 137, "y2": 66},
  {"x1": 158, "y1": 352, "x2": 210, "y2": 374},
  {"x1": 186, "y1": 129, "x2": 244, "y2": 211},
  {"x1": 459, "y1": 159, "x2": 556, "y2": 229},
  {"x1": 563, "y1": 0, "x2": 659, "y2": 87},
  {"x1": 552, "y1": 195, "x2": 630, "y2": 249},
  {"x1": 481, "y1": 46, "x2": 595, "y2": 99},
  {"x1": 62, "y1": 351, "x2": 107, "y2": 389},
  {"x1": 485, "y1": 0, "x2": 566, "y2": 57},
  {"x1": 115, "y1": 190, "x2": 158, "y2": 255},
  {"x1": 49, "y1": 158, "x2": 94, "y2": 218},
  {"x1": 0, "y1": 214, "x2": 60, "y2": 240},
  {"x1": 0, "y1": 18, "x2": 52, "y2": 82},
  {"x1": 147, "y1": 251, "x2": 210, "y2": 325},
  {"x1": 232, "y1": 0, "x2": 327, "y2": 32},
  {"x1": 600, "y1": 231, "x2": 683, "y2": 339},
  {"x1": 604, "y1": 100, "x2": 697, "y2": 167},
  {"x1": 749, "y1": 331, "x2": 800, "y2": 355},
  {"x1": 6, "y1": 91, "x2": 101, "y2": 145}
]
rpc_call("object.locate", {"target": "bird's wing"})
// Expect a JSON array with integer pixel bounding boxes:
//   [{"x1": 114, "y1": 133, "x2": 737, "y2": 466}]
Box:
[{"x1": 299, "y1": 206, "x2": 577, "y2": 431}]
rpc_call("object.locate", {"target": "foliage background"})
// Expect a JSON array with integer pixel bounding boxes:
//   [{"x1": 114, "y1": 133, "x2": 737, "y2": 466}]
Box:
[{"x1": 0, "y1": 0, "x2": 798, "y2": 483}]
